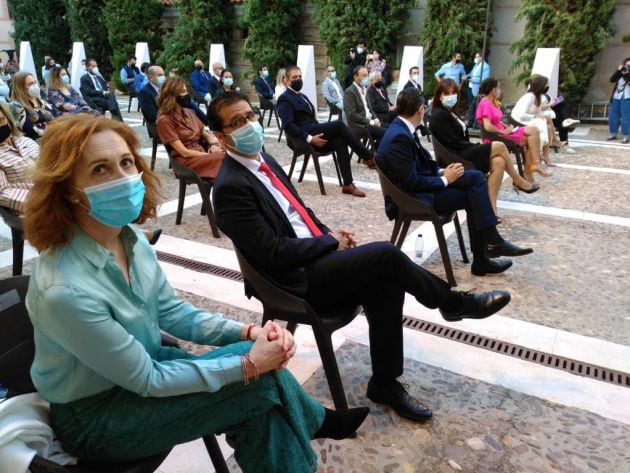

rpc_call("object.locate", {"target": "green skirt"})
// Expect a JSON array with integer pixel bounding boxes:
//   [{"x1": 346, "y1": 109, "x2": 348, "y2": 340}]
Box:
[{"x1": 50, "y1": 341, "x2": 325, "y2": 473}]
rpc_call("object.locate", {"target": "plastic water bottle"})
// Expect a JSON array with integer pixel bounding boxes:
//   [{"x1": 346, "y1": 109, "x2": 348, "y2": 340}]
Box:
[{"x1": 414, "y1": 234, "x2": 424, "y2": 263}]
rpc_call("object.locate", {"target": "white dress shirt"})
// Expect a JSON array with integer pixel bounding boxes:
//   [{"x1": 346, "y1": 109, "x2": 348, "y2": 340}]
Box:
[{"x1": 228, "y1": 152, "x2": 314, "y2": 238}]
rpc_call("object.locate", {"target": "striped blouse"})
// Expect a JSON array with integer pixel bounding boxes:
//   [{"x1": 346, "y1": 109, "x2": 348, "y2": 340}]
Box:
[{"x1": 0, "y1": 135, "x2": 39, "y2": 213}]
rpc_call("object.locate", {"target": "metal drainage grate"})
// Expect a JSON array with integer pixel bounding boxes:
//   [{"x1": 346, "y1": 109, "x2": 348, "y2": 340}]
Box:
[
  {"x1": 402, "y1": 316, "x2": 630, "y2": 389},
  {"x1": 156, "y1": 250, "x2": 630, "y2": 389},
  {"x1": 156, "y1": 251, "x2": 243, "y2": 282}
]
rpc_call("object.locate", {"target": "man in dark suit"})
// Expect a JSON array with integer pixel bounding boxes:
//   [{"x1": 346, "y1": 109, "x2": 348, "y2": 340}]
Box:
[
  {"x1": 190, "y1": 59, "x2": 212, "y2": 106},
  {"x1": 137, "y1": 65, "x2": 164, "y2": 135},
  {"x1": 403, "y1": 66, "x2": 423, "y2": 94},
  {"x1": 209, "y1": 92, "x2": 511, "y2": 423},
  {"x1": 208, "y1": 62, "x2": 224, "y2": 99},
  {"x1": 344, "y1": 66, "x2": 387, "y2": 147},
  {"x1": 79, "y1": 58, "x2": 123, "y2": 121},
  {"x1": 376, "y1": 88, "x2": 531, "y2": 276},
  {"x1": 254, "y1": 65, "x2": 275, "y2": 100},
  {"x1": 276, "y1": 65, "x2": 373, "y2": 197}
]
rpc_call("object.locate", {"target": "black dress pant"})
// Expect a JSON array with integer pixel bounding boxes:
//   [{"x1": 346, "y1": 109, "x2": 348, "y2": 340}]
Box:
[
  {"x1": 90, "y1": 93, "x2": 122, "y2": 119},
  {"x1": 302, "y1": 121, "x2": 372, "y2": 186},
  {"x1": 305, "y1": 241, "x2": 455, "y2": 382}
]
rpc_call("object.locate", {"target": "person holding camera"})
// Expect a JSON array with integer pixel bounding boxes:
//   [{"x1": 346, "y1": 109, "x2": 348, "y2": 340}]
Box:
[
  {"x1": 343, "y1": 41, "x2": 367, "y2": 88},
  {"x1": 608, "y1": 57, "x2": 630, "y2": 144}
]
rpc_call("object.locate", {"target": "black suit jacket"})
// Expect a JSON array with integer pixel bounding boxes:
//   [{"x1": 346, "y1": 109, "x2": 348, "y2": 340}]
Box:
[
  {"x1": 254, "y1": 76, "x2": 275, "y2": 100},
  {"x1": 138, "y1": 82, "x2": 158, "y2": 125},
  {"x1": 208, "y1": 76, "x2": 220, "y2": 98},
  {"x1": 276, "y1": 89, "x2": 318, "y2": 142},
  {"x1": 366, "y1": 86, "x2": 394, "y2": 124},
  {"x1": 403, "y1": 80, "x2": 423, "y2": 94},
  {"x1": 376, "y1": 117, "x2": 445, "y2": 219},
  {"x1": 213, "y1": 153, "x2": 337, "y2": 296},
  {"x1": 429, "y1": 107, "x2": 475, "y2": 152},
  {"x1": 79, "y1": 73, "x2": 110, "y2": 99}
]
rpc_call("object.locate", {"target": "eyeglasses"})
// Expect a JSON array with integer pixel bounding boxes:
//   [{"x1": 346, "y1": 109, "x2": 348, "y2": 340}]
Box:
[{"x1": 225, "y1": 111, "x2": 257, "y2": 130}]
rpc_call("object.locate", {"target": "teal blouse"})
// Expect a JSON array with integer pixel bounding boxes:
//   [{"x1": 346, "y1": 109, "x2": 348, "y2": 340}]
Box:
[{"x1": 27, "y1": 225, "x2": 245, "y2": 404}]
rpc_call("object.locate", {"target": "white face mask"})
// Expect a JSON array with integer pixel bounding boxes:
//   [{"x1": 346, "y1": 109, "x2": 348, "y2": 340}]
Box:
[
  {"x1": 474, "y1": 57, "x2": 481, "y2": 64},
  {"x1": 411, "y1": 74, "x2": 419, "y2": 82},
  {"x1": 356, "y1": 47, "x2": 364, "y2": 55},
  {"x1": 27, "y1": 84, "x2": 41, "y2": 98}
]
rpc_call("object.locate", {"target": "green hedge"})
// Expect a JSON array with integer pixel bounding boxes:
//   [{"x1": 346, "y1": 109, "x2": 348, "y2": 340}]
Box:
[
  {"x1": 102, "y1": 0, "x2": 164, "y2": 91},
  {"x1": 158, "y1": 0, "x2": 234, "y2": 78},
  {"x1": 419, "y1": 0, "x2": 493, "y2": 96},
  {"x1": 240, "y1": 0, "x2": 302, "y2": 82},
  {"x1": 64, "y1": 0, "x2": 113, "y2": 77},
  {"x1": 313, "y1": 0, "x2": 415, "y2": 74},
  {"x1": 510, "y1": 0, "x2": 616, "y2": 101},
  {"x1": 7, "y1": 0, "x2": 71, "y2": 79}
]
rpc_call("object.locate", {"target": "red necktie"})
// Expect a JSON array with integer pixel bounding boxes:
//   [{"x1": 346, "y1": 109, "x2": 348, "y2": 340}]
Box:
[{"x1": 258, "y1": 162, "x2": 323, "y2": 237}]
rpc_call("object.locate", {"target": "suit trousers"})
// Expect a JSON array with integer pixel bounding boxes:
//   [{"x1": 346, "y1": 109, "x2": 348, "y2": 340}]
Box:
[
  {"x1": 431, "y1": 170, "x2": 499, "y2": 260},
  {"x1": 304, "y1": 241, "x2": 454, "y2": 382},
  {"x1": 89, "y1": 93, "x2": 122, "y2": 119},
  {"x1": 303, "y1": 121, "x2": 372, "y2": 185}
]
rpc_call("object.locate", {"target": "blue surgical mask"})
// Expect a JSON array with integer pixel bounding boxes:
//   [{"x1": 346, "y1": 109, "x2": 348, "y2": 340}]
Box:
[
  {"x1": 156, "y1": 75, "x2": 166, "y2": 87},
  {"x1": 442, "y1": 94, "x2": 458, "y2": 108},
  {"x1": 81, "y1": 173, "x2": 146, "y2": 228},
  {"x1": 61, "y1": 74, "x2": 70, "y2": 84},
  {"x1": 360, "y1": 77, "x2": 369, "y2": 87},
  {"x1": 91, "y1": 67, "x2": 100, "y2": 76},
  {"x1": 262, "y1": 70, "x2": 269, "y2": 78},
  {"x1": 223, "y1": 77, "x2": 234, "y2": 87},
  {"x1": 330, "y1": 71, "x2": 337, "y2": 79},
  {"x1": 229, "y1": 121, "x2": 264, "y2": 155}
]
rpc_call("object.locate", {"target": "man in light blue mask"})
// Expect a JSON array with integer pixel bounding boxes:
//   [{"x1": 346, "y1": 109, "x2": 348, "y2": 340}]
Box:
[
  {"x1": 321, "y1": 65, "x2": 344, "y2": 113},
  {"x1": 343, "y1": 66, "x2": 387, "y2": 148},
  {"x1": 254, "y1": 65, "x2": 275, "y2": 101},
  {"x1": 138, "y1": 65, "x2": 166, "y2": 128}
]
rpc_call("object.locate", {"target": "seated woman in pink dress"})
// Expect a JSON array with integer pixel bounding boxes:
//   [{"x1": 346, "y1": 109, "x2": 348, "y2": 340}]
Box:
[{"x1": 476, "y1": 77, "x2": 549, "y2": 183}]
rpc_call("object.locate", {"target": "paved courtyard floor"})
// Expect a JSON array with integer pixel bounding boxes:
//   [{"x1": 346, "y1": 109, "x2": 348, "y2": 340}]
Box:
[{"x1": 2, "y1": 98, "x2": 628, "y2": 472}]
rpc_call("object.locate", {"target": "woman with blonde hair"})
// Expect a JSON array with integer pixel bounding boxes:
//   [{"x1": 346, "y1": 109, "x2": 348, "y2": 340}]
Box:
[
  {"x1": 46, "y1": 65, "x2": 100, "y2": 116},
  {"x1": 156, "y1": 76, "x2": 224, "y2": 179},
  {"x1": 24, "y1": 114, "x2": 368, "y2": 471},
  {"x1": 9, "y1": 71, "x2": 58, "y2": 140},
  {"x1": 275, "y1": 68, "x2": 286, "y2": 99},
  {"x1": 0, "y1": 102, "x2": 39, "y2": 214}
]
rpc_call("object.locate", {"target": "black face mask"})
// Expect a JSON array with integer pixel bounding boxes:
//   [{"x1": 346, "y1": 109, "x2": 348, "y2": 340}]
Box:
[
  {"x1": 455, "y1": 58, "x2": 462, "y2": 64},
  {"x1": 0, "y1": 124, "x2": 11, "y2": 143},
  {"x1": 176, "y1": 94, "x2": 191, "y2": 108},
  {"x1": 290, "y1": 79, "x2": 303, "y2": 92},
  {"x1": 374, "y1": 80, "x2": 383, "y2": 89},
  {"x1": 195, "y1": 65, "x2": 203, "y2": 71}
]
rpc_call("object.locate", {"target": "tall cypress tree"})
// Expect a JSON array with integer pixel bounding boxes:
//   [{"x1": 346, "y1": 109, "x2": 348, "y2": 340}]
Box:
[
  {"x1": 419, "y1": 0, "x2": 493, "y2": 96},
  {"x1": 7, "y1": 0, "x2": 71, "y2": 79},
  {"x1": 510, "y1": 0, "x2": 616, "y2": 101},
  {"x1": 64, "y1": 0, "x2": 113, "y2": 77},
  {"x1": 241, "y1": 0, "x2": 302, "y2": 79},
  {"x1": 158, "y1": 0, "x2": 234, "y2": 77},
  {"x1": 102, "y1": 0, "x2": 164, "y2": 89}
]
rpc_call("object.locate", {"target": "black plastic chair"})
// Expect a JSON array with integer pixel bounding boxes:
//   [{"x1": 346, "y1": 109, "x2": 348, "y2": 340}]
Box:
[
  {"x1": 0, "y1": 206, "x2": 25, "y2": 275},
  {"x1": 144, "y1": 122, "x2": 160, "y2": 171},
  {"x1": 234, "y1": 248, "x2": 362, "y2": 410},
  {"x1": 347, "y1": 123, "x2": 375, "y2": 163},
  {"x1": 284, "y1": 133, "x2": 342, "y2": 195},
  {"x1": 325, "y1": 99, "x2": 342, "y2": 122},
  {"x1": 430, "y1": 135, "x2": 476, "y2": 171},
  {"x1": 375, "y1": 164, "x2": 469, "y2": 287},
  {"x1": 258, "y1": 94, "x2": 280, "y2": 129},
  {"x1": 479, "y1": 125, "x2": 525, "y2": 177},
  {"x1": 164, "y1": 145, "x2": 220, "y2": 238},
  {"x1": 0, "y1": 276, "x2": 230, "y2": 473}
]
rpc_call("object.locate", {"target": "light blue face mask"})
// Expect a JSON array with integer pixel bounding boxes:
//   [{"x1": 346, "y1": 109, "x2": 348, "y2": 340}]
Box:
[
  {"x1": 330, "y1": 71, "x2": 337, "y2": 79},
  {"x1": 223, "y1": 77, "x2": 234, "y2": 87},
  {"x1": 61, "y1": 75, "x2": 70, "y2": 84},
  {"x1": 442, "y1": 94, "x2": 458, "y2": 108},
  {"x1": 262, "y1": 70, "x2": 269, "y2": 78},
  {"x1": 82, "y1": 173, "x2": 145, "y2": 228},
  {"x1": 229, "y1": 120, "x2": 264, "y2": 155},
  {"x1": 0, "y1": 84, "x2": 9, "y2": 97},
  {"x1": 360, "y1": 77, "x2": 369, "y2": 87},
  {"x1": 156, "y1": 75, "x2": 166, "y2": 87}
]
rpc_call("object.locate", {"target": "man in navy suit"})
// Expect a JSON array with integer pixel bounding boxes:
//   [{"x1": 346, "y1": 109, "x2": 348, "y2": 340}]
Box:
[
  {"x1": 79, "y1": 58, "x2": 123, "y2": 121},
  {"x1": 254, "y1": 65, "x2": 275, "y2": 100},
  {"x1": 210, "y1": 91, "x2": 511, "y2": 423},
  {"x1": 276, "y1": 65, "x2": 374, "y2": 197},
  {"x1": 190, "y1": 59, "x2": 213, "y2": 106},
  {"x1": 376, "y1": 88, "x2": 531, "y2": 276}
]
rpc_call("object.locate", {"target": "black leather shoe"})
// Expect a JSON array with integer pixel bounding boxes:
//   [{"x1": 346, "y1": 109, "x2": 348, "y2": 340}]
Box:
[
  {"x1": 367, "y1": 379, "x2": 432, "y2": 422},
  {"x1": 487, "y1": 241, "x2": 533, "y2": 258},
  {"x1": 440, "y1": 290, "x2": 511, "y2": 322},
  {"x1": 471, "y1": 258, "x2": 513, "y2": 276}
]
